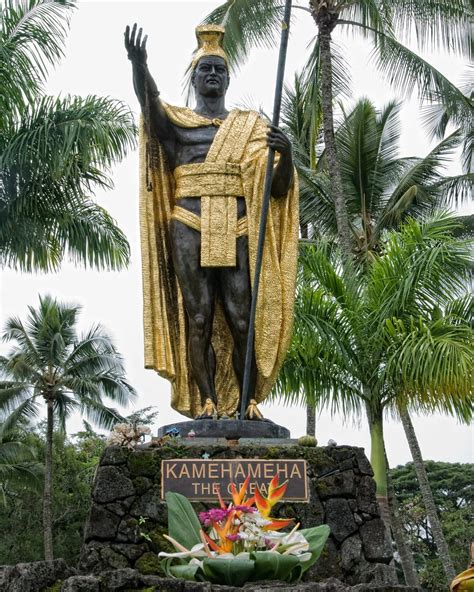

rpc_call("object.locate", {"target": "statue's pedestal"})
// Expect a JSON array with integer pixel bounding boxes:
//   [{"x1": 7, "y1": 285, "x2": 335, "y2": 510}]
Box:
[
  {"x1": 78, "y1": 442, "x2": 403, "y2": 587},
  {"x1": 157, "y1": 418, "x2": 290, "y2": 440}
]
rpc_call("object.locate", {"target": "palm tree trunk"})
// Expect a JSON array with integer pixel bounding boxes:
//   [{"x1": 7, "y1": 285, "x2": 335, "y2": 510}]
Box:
[
  {"x1": 310, "y1": 4, "x2": 352, "y2": 255},
  {"x1": 399, "y1": 407, "x2": 455, "y2": 584},
  {"x1": 43, "y1": 398, "x2": 54, "y2": 561},
  {"x1": 367, "y1": 405, "x2": 390, "y2": 527},
  {"x1": 306, "y1": 401, "x2": 316, "y2": 437},
  {"x1": 386, "y1": 454, "x2": 420, "y2": 587}
]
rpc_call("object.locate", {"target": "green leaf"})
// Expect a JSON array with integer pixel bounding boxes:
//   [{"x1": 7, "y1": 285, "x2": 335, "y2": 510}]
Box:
[
  {"x1": 299, "y1": 525, "x2": 331, "y2": 574},
  {"x1": 249, "y1": 551, "x2": 302, "y2": 583},
  {"x1": 165, "y1": 491, "x2": 202, "y2": 550},
  {"x1": 168, "y1": 562, "x2": 200, "y2": 581},
  {"x1": 202, "y1": 557, "x2": 255, "y2": 586}
]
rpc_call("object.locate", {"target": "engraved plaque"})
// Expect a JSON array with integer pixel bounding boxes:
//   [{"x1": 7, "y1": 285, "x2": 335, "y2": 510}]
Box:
[{"x1": 161, "y1": 459, "x2": 308, "y2": 501}]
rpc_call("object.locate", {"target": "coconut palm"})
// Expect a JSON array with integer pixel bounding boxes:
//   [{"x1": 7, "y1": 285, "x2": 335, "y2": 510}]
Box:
[
  {"x1": 296, "y1": 97, "x2": 473, "y2": 255},
  {"x1": 0, "y1": 295, "x2": 137, "y2": 561},
  {"x1": 0, "y1": 0, "x2": 136, "y2": 271},
  {"x1": 201, "y1": 0, "x2": 472, "y2": 254},
  {"x1": 275, "y1": 214, "x2": 472, "y2": 585}
]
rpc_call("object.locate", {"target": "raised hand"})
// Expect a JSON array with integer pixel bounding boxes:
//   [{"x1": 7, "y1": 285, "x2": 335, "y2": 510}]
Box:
[{"x1": 124, "y1": 23, "x2": 148, "y2": 67}]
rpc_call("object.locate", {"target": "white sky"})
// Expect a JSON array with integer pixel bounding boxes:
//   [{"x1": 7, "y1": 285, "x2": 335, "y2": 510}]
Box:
[{"x1": 1, "y1": 1, "x2": 472, "y2": 467}]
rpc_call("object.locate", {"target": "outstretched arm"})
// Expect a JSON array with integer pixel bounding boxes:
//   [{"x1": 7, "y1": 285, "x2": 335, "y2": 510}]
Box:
[
  {"x1": 124, "y1": 24, "x2": 175, "y2": 147},
  {"x1": 267, "y1": 125, "x2": 294, "y2": 197}
]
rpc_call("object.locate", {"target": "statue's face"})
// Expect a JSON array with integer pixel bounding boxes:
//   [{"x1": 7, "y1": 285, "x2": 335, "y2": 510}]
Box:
[{"x1": 192, "y1": 56, "x2": 229, "y2": 98}]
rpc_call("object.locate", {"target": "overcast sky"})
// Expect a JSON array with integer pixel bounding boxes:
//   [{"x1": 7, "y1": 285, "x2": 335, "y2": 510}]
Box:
[{"x1": 1, "y1": 0, "x2": 472, "y2": 467}]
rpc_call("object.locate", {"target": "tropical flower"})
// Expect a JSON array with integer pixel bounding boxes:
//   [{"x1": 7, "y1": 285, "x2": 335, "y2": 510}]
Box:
[{"x1": 159, "y1": 475, "x2": 331, "y2": 585}]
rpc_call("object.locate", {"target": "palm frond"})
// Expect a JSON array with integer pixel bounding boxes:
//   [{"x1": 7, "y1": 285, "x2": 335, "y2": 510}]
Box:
[
  {"x1": 202, "y1": 0, "x2": 283, "y2": 69},
  {"x1": 340, "y1": 19, "x2": 473, "y2": 120},
  {"x1": 0, "y1": 0, "x2": 76, "y2": 118},
  {"x1": 375, "y1": 130, "x2": 463, "y2": 234},
  {"x1": 369, "y1": 213, "x2": 472, "y2": 320},
  {"x1": 1, "y1": 94, "x2": 135, "y2": 271},
  {"x1": 0, "y1": 397, "x2": 41, "y2": 434},
  {"x1": 389, "y1": 0, "x2": 472, "y2": 57},
  {"x1": 0, "y1": 382, "x2": 35, "y2": 417},
  {"x1": 384, "y1": 316, "x2": 473, "y2": 419},
  {"x1": 432, "y1": 173, "x2": 473, "y2": 206},
  {"x1": 79, "y1": 397, "x2": 125, "y2": 430}
]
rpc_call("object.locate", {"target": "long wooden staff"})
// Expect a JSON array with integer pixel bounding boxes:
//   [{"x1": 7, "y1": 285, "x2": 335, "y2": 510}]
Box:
[{"x1": 240, "y1": 0, "x2": 293, "y2": 418}]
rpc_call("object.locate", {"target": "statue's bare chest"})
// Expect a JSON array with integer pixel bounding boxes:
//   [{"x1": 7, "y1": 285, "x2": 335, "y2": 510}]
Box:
[{"x1": 173, "y1": 124, "x2": 219, "y2": 168}]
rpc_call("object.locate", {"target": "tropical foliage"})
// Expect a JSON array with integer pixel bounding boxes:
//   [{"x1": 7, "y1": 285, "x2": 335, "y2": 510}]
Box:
[
  {"x1": 275, "y1": 214, "x2": 472, "y2": 508},
  {"x1": 0, "y1": 421, "x2": 106, "y2": 565},
  {"x1": 295, "y1": 98, "x2": 473, "y2": 257},
  {"x1": 0, "y1": 295, "x2": 136, "y2": 560},
  {"x1": 0, "y1": 425, "x2": 43, "y2": 505},
  {"x1": 391, "y1": 461, "x2": 474, "y2": 590},
  {"x1": 0, "y1": 0, "x2": 136, "y2": 271}
]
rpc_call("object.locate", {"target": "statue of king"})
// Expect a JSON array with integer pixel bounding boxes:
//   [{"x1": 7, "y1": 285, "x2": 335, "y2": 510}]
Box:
[{"x1": 124, "y1": 23, "x2": 299, "y2": 419}]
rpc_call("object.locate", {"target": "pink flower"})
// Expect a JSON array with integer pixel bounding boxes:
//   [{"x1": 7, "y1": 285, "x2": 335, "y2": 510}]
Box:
[
  {"x1": 199, "y1": 508, "x2": 229, "y2": 527},
  {"x1": 198, "y1": 512, "x2": 211, "y2": 527},
  {"x1": 233, "y1": 505, "x2": 257, "y2": 513},
  {"x1": 226, "y1": 533, "x2": 241, "y2": 542},
  {"x1": 208, "y1": 508, "x2": 228, "y2": 522}
]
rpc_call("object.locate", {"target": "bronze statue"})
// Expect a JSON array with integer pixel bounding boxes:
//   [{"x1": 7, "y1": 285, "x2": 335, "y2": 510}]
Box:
[{"x1": 125, "y1": 23, "x2": 299, "y2": 419}]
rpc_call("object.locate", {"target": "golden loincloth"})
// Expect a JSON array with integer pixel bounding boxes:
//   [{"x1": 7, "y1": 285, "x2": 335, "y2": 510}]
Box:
[{"x1": 171, "y1": 162, "x2": 248, "y2": 262}]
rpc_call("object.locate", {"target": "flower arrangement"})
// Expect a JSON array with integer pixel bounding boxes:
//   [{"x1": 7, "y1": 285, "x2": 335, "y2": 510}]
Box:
[
  {"x1": 159, "y1": 475, "x2": 330, "y2": 586},
  {"x1": 106, "y1": 423, "x2": 151, "y2": 448}
]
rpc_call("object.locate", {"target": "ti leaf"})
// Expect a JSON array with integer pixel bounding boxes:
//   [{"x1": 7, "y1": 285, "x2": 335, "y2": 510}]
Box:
[
  {"x1": 299, "y1": 524, "x2": 331, "y2": 574},
  {"x1": 250, "y1": 550, "x2": 302, "y2": 583},
  {"x1": 165, "y1": 491, "x2": 202, "y2": 550},
  {"x1": 167, "y1": 562, "x2": 201, "y2": 581},
  {"x1": 202, "y1": 558, "x2": 255, "y2": 586}
]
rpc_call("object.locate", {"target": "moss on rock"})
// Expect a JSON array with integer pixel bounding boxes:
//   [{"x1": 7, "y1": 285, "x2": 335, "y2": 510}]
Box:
[
  {"x1": 135, "y1": 551, "x2": 163, "y2": 575},
  {"x1": 148, "y1": 525, "x2": 173, "y2": 554},
  {"x1": 128, "y1": 451, "x2": 156, "y2": 477},
  {"x1": 42, "y1": 582, "x2": 62, "y2": 592}
]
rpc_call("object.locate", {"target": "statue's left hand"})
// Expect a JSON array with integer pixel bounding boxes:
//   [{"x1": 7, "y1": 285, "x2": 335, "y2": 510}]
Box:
[{"x1": 267, "y1": 125, "x2": 292, "y2": 157}]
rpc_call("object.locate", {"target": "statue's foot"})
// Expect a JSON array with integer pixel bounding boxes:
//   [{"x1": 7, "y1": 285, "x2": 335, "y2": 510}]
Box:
[
  {"x1": 244, "y1": 399, "x2": 266, "y2": 421},
  {"x1": 195, "y1": 397, "x2": 218, "y2": 420}
]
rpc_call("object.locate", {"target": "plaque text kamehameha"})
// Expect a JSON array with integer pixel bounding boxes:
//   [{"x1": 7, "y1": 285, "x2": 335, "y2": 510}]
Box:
[{"x1": 161, "y1": 459, "x2": 308, "y2": 501}]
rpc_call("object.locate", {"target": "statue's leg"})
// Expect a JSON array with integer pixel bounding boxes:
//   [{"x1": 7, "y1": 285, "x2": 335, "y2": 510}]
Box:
[
  {"x1": 218, "y1": 235, "x2": 257, "y2": 406},
  {"x1": 169, "y1": 219, "x2": 217, "y2": 407}
]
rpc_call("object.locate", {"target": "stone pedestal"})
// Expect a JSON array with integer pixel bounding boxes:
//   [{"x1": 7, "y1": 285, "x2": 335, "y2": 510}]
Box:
[
  {"x1": 78, "y1": 442, "x2": 399, "y2": 587},
  {"x1": 157, "y1": 418, "x2": 290, "y2": 439}
]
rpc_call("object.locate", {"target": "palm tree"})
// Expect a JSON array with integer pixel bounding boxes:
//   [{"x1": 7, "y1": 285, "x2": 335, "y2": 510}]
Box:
[
  {"x1": 0, "y1": 295, "x2": 137, "y2": 561},
  {"x1": 201, "y1": 0, "x2": 472, "y2": 255},
  {"x1": 0, "y1": 0, "x2": 136, "y2": 271},
  {"x1": 275, "y1": 214, "x2": 472, "y2": 586},
  {"x1": 282, "y1": 95, "x2": 473, "y2": 584},
  {"x1": 297, "y1": 97, "x2": 473, "y2": 257}
]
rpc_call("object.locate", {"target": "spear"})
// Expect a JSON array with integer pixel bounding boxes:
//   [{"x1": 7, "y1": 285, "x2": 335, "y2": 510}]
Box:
[{"x1": 240, "y1": 0, "x2": 293, "y2": 418}]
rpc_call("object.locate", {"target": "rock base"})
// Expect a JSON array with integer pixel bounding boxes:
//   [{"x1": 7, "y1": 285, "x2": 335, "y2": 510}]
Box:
[
  {"x1": 77, "y1": 444, "x2": 400, "y2": 586},
  {"x1": 0, "y1": 564, "x2": 420, "y2": 592}
]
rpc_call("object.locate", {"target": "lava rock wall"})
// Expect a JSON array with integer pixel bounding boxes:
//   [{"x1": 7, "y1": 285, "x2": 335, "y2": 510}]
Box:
[{"x1": 78, "y1": 443, "x2": 396, "y2": 586}]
